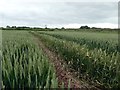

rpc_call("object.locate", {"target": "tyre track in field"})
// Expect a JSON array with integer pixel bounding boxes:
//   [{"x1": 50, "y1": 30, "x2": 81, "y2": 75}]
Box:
[{"x1": 30, "y1": 32, "x2": 100, "y2": 90}]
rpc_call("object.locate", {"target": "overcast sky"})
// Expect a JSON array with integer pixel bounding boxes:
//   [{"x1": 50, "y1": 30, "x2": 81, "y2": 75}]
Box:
[{"x1": 0, "y1": 0, "x2": 119, "y2": 28}]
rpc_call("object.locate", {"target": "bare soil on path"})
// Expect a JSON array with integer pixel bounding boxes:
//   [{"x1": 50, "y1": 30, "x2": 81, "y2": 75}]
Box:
[{"x1": 31, "y1": 32, "x2": 100, "y2": 90}]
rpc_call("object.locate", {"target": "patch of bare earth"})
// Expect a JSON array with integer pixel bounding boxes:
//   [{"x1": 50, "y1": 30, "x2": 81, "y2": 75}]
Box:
[{"x1": 31, "y1": 32, "x2": 100, "y2": 90}]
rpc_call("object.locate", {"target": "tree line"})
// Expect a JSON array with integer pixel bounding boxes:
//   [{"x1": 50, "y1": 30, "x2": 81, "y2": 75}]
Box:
[{"x1": 0, "y1": 25, "x2": 118, "y2": 31}]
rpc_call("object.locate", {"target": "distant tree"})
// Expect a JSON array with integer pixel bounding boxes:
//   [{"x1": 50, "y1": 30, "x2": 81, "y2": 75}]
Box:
[
  {"x1": 91, "y1": 27, "x2": 97, "y2": 29},
  {"x1": 80, "y1": 25, "x2": 90, "y2": 29},
  {"x1": 61, "y1": 27, "x2": 65, "y2": 29},
  {"x1": 55, "y1": 28, "x2": 58, "y2": 29},
  {"x1": 6, "y1": 25, "x2": 10, "y2": 28},
  {"x1": 12, "y1": 26, "x2": 16, "y2": 28},
  {"x1": 45, "y1": 25, "x2": 47, "y2": 29}
]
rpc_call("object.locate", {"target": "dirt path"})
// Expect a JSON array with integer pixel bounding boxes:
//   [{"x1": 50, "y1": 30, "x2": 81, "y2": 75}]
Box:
[{"x1": 31, "y1": 32, "x2": 100, "y2": 90}]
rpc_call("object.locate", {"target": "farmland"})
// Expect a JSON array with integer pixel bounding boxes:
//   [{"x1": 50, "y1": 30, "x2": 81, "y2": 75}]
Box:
[
  {"x1": 1, "y1": 29, "x2": 120, "y2": 89},
  {"x1": 35, "y1": 30, "x2": 119, "y2": 89},
  {"x1": 2, "y1": 31, "x2": 58, "y2": 88},
  {"x1": 39, "y1": 31, "x2": 118, "y2": 54}
]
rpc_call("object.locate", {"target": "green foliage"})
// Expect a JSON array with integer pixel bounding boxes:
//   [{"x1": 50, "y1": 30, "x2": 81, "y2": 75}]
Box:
[
  {"x1": 36, "y1": 32, "x2": 120, "y2": 89},
  {"x1": 2, "y1": 31, "x2": 58, "y2": 89},
  {"x1": 39, "y1": 31, "x2": 119, "y2": 54}
]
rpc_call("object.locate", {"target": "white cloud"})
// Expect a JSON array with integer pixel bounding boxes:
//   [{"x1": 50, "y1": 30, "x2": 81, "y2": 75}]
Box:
[{"x1": 0, "y1": 0, "x2": 118, "y2": 28}]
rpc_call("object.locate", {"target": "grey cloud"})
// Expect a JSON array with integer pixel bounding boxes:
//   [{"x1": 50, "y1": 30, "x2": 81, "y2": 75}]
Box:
[{"x1": 0, "y1": 1, "x2": 118, "y2": 27}]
